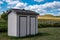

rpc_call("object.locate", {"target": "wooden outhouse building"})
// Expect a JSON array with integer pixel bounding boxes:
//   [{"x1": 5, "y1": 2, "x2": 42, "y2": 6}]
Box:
[{"x1": 8, "y1": 9, "x2": 39, "y2": 37}]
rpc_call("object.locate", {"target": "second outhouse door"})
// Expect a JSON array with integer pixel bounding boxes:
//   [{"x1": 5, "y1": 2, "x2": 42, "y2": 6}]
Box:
[
  {"x1": 19, "y1": 16, "x2": 27, "y2": 37},
  {"x1": 30, "y1": 16, "x2": 36, "y2": 35}
]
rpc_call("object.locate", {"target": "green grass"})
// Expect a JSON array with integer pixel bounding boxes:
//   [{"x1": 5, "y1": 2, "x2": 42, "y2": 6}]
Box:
[{"x1": 0, "y1": 27, "x2": 60, "y2": 40}]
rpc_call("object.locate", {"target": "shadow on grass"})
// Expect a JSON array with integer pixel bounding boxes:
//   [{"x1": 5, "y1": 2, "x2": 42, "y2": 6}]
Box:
[{"x1": 8, "y1": 32, "x2": 50, "y2": 39}]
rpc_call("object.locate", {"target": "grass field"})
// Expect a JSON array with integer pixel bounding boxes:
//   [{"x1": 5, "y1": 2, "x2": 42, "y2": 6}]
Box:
[
  {"x1": 38, "y1": 16, "x2": 60, "y2": 20},
  {"x1": 0, "y1": 27, "x2": 60, "y2": 40}
]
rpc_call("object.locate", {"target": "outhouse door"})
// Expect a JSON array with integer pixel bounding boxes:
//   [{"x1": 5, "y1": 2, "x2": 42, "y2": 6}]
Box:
[
  {"x1": 19, "y1": 16, "x2": 27, "y2": 37},
  {"x1": 30, "y1": 16, "x2": 36, "y2": 35}
]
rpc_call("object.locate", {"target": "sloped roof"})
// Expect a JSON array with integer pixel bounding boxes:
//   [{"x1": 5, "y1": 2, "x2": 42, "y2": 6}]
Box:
[{"x1": 7, "y1": 9, "x2": 39, "y2": 15}]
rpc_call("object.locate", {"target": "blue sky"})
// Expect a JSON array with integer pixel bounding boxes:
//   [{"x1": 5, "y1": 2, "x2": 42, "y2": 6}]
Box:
[{"x1": 0, "y1": 0, "x2": 60, "y2": 16}]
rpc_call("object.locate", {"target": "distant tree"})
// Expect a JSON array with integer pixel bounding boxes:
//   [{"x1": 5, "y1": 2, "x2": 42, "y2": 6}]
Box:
[{"x1": 1, "y1": 11, "x2": 8, "y2": 21}]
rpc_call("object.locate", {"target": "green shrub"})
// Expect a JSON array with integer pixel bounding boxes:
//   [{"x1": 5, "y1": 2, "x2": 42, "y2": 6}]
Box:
[
  {"x1": 0, "y1": 21, "x2": 7, "y2": 32},
  {"x1": 38, "y1": 23, "x2": 42, "y2": 28},
  {"x1": 38, "y1": 22, "x2": 60, "y2": 28},
  {"x1": 53, "y1": 23, "x2": 60, "y2": 27}
]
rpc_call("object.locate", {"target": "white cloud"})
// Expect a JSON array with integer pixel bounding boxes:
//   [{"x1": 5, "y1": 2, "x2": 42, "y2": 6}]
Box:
[
  {"x1": 3, "y1": 0, "x2": 20, "y2": 9},
  {"x1": 3, "y1": 0, "x2": 18, "y2": 2},
  {"x1": 4, "y1": 0, "x2": 27, "y2": 9},
  {"x1": 3, "y1": 0, "x2": 19, "y2": 5},
  {"x1": 0, "y1": 1, "x2": 3, "y2": 4},
  {"x1": 58, "y1": 9, "x2": 60, "y2": 11},
  {"x1": 8, "y1": 1, "x2": 19, "y2": 5},
  {"x1": 13, "y1": 2, "x2": 27, "y2": 9},
  {"x1": 3, "y1": 0, "x2": 11, "y2": 2},
  {"x1": 24, "y1": 1, "x2": 60, "y2": 16},
  {"x1": 34, "y1": 0, "x2": 44, "y2": 2}
]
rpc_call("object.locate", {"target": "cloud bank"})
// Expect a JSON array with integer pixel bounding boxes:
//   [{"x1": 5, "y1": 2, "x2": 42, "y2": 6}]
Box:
[{"x1": 0, "y1": 0, "x2": 60, "y2": 16}]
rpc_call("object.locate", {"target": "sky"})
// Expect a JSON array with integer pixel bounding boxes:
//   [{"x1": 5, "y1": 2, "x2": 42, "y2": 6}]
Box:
[{"x1": 0, "y1": 0, "x2": 60, "y2": 16}]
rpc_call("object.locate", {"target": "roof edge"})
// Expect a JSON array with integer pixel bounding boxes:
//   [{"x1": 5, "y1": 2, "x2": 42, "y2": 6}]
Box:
[{"x1": 7, "y1": 9, "x2": 39, "y2": 15}]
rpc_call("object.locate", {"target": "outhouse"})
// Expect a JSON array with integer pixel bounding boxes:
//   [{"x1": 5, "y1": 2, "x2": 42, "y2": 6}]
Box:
[{"x1": 8, "y1": 9, "x2": 39, "y2": 37}]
